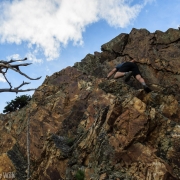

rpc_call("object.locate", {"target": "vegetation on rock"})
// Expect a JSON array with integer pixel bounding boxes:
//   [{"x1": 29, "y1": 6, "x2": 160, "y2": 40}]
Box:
[
  {"x1": 75, "y1": 169, "x2": 85, "y2": 180},
  {"x1": 3, "y1": 95, "x2": 31, "y2": 113}
]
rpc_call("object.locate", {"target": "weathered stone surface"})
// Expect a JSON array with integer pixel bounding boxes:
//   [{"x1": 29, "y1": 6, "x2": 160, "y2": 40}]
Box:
[
  {"x1": 101, "y1": 33, "x2": 129, "y2": 54},
  {"x1": 0, "y1": 28, "x2": 180, "y2": 180}
]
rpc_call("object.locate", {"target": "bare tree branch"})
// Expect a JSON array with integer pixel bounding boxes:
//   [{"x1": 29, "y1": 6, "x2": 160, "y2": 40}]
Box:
[
  {"x1": 0, "y1": 88, "x2": 37, "y2": 93},
  {"x1": 0, "y1": 57, "x2": 27, "y2": 64},
  {"x1": 0, "y1": 81, "x2": 33, "y2": 93},
  {"x1": 0, "y1": 58, "x2": 42, "y2": 93},
  {"x1": 2, "y1": 72, "x2": 12, "y2": 88}
]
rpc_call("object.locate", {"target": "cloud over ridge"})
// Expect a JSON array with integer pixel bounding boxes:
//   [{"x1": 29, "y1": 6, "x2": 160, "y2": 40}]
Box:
[
  {"x1": 0, "y1": 74, "x2": 6, "y2": 83},
  {"x1": 0, "y1": 0, "x2": 148, "y2": 60}
]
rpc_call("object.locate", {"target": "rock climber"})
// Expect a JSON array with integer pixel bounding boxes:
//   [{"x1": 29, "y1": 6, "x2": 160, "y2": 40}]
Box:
[{"x1": 106, "y1": 59, "x2": 151, "y2": 93}]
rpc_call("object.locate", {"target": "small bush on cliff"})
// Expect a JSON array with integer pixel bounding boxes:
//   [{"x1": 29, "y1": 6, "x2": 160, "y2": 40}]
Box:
[
  {"x1": 66, "y1": 137, "x2": 75, "y2": 146},
  {"x1": 75, "y1": 169, "x2": 85, "y2": 180},
  {"x1": 3, "y1": 95, "x2": 31, "y2": 113}
]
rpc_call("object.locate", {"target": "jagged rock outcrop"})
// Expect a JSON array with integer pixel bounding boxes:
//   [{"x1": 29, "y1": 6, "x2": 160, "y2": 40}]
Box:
[{"x1": 0, "y1": 28, "x2": 180, "y2": 180}]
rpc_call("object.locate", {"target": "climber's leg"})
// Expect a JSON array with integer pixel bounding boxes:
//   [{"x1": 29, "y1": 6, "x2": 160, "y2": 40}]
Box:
[
  {"x1": 114, "y1": 71, "x2": 125, "y2": 79},
  {"x1": 135, "y1": 74, "x2": 151, "y2": 93}
]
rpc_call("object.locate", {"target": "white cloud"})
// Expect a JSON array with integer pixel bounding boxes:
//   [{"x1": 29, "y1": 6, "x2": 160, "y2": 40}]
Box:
[
  {"x1": 0, "y1": 0, "x2": 149, "y2": 60},
  {"x1": 144, "y1": 0, "x2": 156, "y2": 5},
  {"x1": 6, "y1": 54, "x2": 21, "y2": 60},
  {"x1": 0, "y1": 74, "x2": 6, "y2": 82},
  {"x1": 98, "y1": 0, "x2": 142, "y2": 27},
  {"x1": 26, "y1": 52, "x2": 43, "y2": 64},
  {"x1": 46, "y1": 66, "x2": 50, "y2": 72},
  {"x1": 6, "y1": 53, "x2": 42, "y2": 63}
]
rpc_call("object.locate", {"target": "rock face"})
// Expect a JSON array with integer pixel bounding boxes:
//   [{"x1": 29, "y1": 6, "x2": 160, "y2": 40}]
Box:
[{"x1": 0, "y1": 28, "x2": 180, "y2": 180}]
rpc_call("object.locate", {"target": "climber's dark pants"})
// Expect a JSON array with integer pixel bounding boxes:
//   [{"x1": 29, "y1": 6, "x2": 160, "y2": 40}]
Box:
[{"x1": 116, "y1": 62, "x2": 141, "y2": 77}]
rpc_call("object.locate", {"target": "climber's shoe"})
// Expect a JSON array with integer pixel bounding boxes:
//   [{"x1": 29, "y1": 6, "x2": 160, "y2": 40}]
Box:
[
  {"x1": 124, "y1": 71, "x2": 133, "y2": 82},
  {"x1": 143, "y1": 85, "x2": 152, "y2": 93}
]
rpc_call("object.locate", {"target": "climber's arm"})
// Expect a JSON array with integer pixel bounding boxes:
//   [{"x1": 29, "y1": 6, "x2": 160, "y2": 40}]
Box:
[{"x1": 107, "y1": 68, "x2": 117, "y2": 79}]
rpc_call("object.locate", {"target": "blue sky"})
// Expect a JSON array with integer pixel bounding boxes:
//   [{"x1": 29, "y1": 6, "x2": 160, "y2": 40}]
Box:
[{"x1": 0, "y1": 0, "x2": 180, "y2": 113}]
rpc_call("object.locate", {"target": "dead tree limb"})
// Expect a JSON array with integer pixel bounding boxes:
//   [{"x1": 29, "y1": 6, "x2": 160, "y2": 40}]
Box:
[
  {"x1": 0, "y1": 58, "x2": 41, "y2": 93},
  {"x1": 27, "y1": 110, "x2": 31, "y2": 180}
]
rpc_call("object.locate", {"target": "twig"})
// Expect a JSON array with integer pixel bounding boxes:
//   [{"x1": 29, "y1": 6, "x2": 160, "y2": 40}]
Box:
[
  {"x1": 2, "y1": 71, "x2": 12, "y2": 88},
  {"x1": 0, "y1": 57, "x2": 27, "y2": 64},
  {"x1": 27, "y1": 110, "x2": 30, "y2": 180},
  {"x1": 0, "y1": 81, "x2": 33, "y2": 93},
  {"x1": 0, "y1": 58, "x2": 41, "y2": 93},
  {"x1": 0, "y1": 88, "x2": 37, "y2": 93},
  {"x1": 1, "y1": 63, "x2": 41, "y2": 80}
]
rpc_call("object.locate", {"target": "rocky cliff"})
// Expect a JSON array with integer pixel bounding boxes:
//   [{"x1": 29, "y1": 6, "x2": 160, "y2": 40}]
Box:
[{"x1": 0, "y1": 28, "x2": 180, "y2": 180}]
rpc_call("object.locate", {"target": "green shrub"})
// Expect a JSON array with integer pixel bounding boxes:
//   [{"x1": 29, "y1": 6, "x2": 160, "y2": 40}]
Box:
[
  {"x1": 75, "y1": 169, "x2": 85, "y2": 180},
  {"x1": 3, "y1": 95, "x2": 31, "y2": 113},
  {"x1": 66, "y1": 137, "x2": 75, "y2": 146}
]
